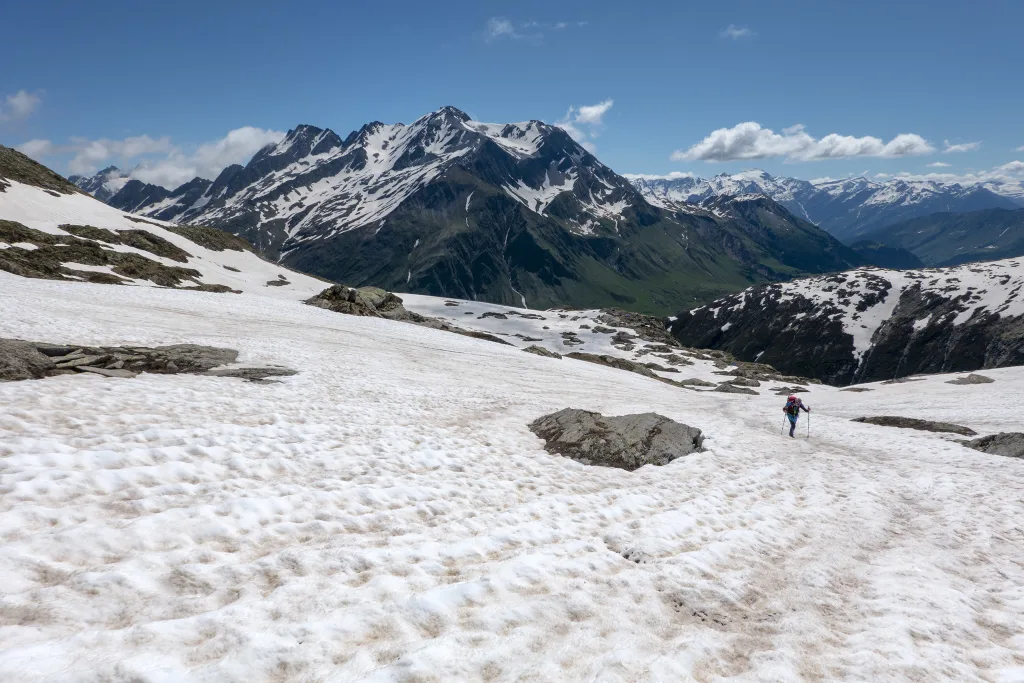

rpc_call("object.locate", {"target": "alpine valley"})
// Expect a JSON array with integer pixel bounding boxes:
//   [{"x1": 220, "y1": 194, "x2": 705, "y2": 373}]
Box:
[{"x1": 71, "y1": 107, "x2": 870, "y2": 314}]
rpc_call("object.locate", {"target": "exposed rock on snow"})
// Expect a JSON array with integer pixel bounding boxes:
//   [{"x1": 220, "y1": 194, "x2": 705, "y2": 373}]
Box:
[
  {"x1": 308, "y1": 285, "x2": 514, "y2": 346},
  {"x1": 0, "y1": 339, "x2": 294, "y2": 382},
  {"x1": 714, "y1": 383, "x2": 759, "y2": 395},
  {"x1": 528, "y1": 408, "x2": 704, "y2": 471},
  {"x1": 306, "y1": 284, "x2": 422, "y2": 321},
  {"x1": 0, "y1": 339, "x2": 56, "y2": 380},
  {"x1": 963, "y1": 432, "x2": 1024, "y2": 458},
  {"x1": 852, "y1": 415, "x2": 977, "y2": 436},
  {"x1": 565, "y1": 352, "x2": 658, "y2": 378},
  {"x1": 522, "y1": 345, "x2": 562, "y2": 359},
  {"x1": 946, "y1": 373, "x2": 996, "y2": 385}
]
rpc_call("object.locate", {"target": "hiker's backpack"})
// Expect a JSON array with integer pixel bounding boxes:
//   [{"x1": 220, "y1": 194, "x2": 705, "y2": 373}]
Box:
[{"x1": 785, "y1": 396, "x2": 800, "y2": 415}]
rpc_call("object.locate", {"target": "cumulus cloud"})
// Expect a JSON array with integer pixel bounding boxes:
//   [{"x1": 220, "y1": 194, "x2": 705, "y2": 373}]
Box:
[
  {"x1": 19, "y1": 127, "x2": 284, "y2": 189},
  {"x1": 16, "y1": 139, "x2": 55, "y2": 159},
  {"x1": 128, "y1": 127, "x2": 286, "y2": 188},
  {"x1": 943, "y1": 140, "x2": 980, "y2": 153},
  {"x1": 0, "y1": 90, "x2": 43, "y2": 122},
  {"x1": 927, "y1": 161, "x2": 952, "y2": 168},
  {"x1": 484, "y1": 17, "x2": 585, "y2": 43},
  {"x1": 884, "y1": 160, "x2": 1024, "y2": 189},
  {"x1": 720, "y1": 25, "x2": 754, "y2": 39},
  {"x1": 672, "y1": 121, "x2": 935, "y2": 162},
  {"x1": 555, "y1": 99, "x2": 614, "y2": 153}
]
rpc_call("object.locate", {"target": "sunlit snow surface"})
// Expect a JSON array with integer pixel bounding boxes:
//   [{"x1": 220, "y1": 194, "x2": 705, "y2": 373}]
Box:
[
  {"x1": 2, "y1": 274, "x2": 1024, "y2": 682},
  {"x1": 0, "y1": 181, "x2": 327, "y2": 299}
]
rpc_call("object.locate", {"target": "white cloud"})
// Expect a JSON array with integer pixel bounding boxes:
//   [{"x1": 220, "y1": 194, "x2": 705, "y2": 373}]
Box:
[
  {"x1": 927, "y1": 161, "x2": 952, "y2": 168},
  {"x1": 484, "y1": 17, "x2": 585, "y2": 43},
  {"x1": 485, "y1": 17, "x2": 520, "y2": 40},
  {"x1": 129, "y1": 127, "x2": 285, "y2": 188},
  {"x1": 943, "y1": 140, "x2": 980, "y2": 153},
  {"x1": 672, "y1": 121, "x2": 935, "y2": 162},
  {"x1": 884, "y1": 160, "x2": 1024, "y2": 189},
  {"x1": 66, "y1": 135, "x2": 175, "y2": 175},
  {"x1": 1016, "y1": 145, "x2": 1024, "y2": 152},
  {"x1": 19, "y1": 127, "x2": 284, "y2": 189},
  {"x1": 0, "y1": 90, "x2": 43, "y2": 122},
  {"x1": 16, "y1": 139, "x2": 54, "y2": 159},
  {"x1": 875, "y1": 173, "x2": 891, "y2": 179},
  {"x1": 720, "y1": 25, "x2": 754, "y2": 39},
  {"x1": 555, "y1": 100, "x2": 614, "y2": 153}
]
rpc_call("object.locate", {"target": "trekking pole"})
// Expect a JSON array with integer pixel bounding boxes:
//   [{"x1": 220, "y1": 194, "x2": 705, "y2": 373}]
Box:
[
  {"x1": 782, "y1": 416, "x2": 786, "y2": 435},
  {"x1": 807, "y1": 412, "x2": 811, "y2": 438}
]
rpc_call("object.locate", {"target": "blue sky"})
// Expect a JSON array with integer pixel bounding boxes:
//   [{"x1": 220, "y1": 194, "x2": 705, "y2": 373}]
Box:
[{"x1": 2, "y1": 0, "x2": 1022, "y2": 188}]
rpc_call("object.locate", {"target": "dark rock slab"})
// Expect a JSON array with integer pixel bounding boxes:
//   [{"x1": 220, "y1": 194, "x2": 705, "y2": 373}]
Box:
[
  {"x1": 945, "y1": 374, "x2": 996, "y2": 385},
  {"x1": 962, "y1": 432, "x2": 1024, "y2": 458},
  {"x1": 565, "y1": 352, "x2": 657, "y2": 378},
  {"x1": 529, "y1": 408, "x2": 704, "y2": 471},
  {"x1": 678, "y1": 378, "x2": 716, "y2": 388},
  {"x1": 523, "y1": 345, "x2": 562, "y2": 359},
  {"x1": 0, "y1": 339, "x2": 56, "y2": 381},
  {"x1": 714, "y1": 383, "x2": 759, "y2": 395},
  {"x1": 206, "y1": 367, "x2": 298, "y2": 381},
  {"x1": 851, "y1": 416, "x2": 977, "y2": 436}
]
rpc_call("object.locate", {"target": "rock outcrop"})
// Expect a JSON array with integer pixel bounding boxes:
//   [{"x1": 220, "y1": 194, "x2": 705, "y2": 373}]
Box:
[
  {"x1": 1, "y1": 339, "x2": 294, "y2": 383},
  {"x1": 529, "y1": 408, "x2": 704, "y2": 471},
  {"x1": 523, "y1": 345, "x2": 562, "y2": 359},
  {"x1": 945, "y1": 374, "x2": 996, "y2": 385},
  {"x1": 851, "y1": 416, "x2": 977, "y2": 436},
  {"x1": 963, "y1": 432, "x2": 1024, "y2": 458}
]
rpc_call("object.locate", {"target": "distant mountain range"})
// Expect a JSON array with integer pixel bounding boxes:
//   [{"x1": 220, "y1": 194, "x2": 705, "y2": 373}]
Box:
[
  {"x1": 68, "y1": 107, "x2": 869, "y2": 314},
  {"x1": 630, "y1": 170, "x2": 1024, "y2": 243}
]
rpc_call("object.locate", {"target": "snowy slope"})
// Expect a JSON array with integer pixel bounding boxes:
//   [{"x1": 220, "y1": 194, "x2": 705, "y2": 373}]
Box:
[
  {"x1": 670, "y1": 257, "x2": 1024, "y2": 385},
  {"x1": 0, "y1": 178, "x2": 326, "y2": 298},
  {"x1": 2, "y1": 273, "x2": 1023, "y2": 681}
]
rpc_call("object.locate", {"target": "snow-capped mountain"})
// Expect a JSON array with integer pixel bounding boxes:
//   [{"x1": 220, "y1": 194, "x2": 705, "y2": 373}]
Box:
[
  {"x1": 68, "y1": 165, "x2": 129, "y2": 202},
  {"x1": 73, "y1": 107, "x2": 865, "y2": 313},
  {"x1": 631, "y1": 170, "x2": 1022, "y2": 243},
  {"x1": 107, "y1": 107, "x2": 639, "y2": 248},
  {"x1": 669, "y1": 257, "x2": 1024, "y2": 385}
]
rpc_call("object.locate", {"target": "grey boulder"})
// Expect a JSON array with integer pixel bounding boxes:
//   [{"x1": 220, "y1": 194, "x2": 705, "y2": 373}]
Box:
[
  {"x1": 523, "y1": 345, "x2": 562, "y2": 359},
  {"x1": 962, "y1": 432, "x2": 1024, "y2": 458},
  {"x1": 529, "y1": 408, "x2": 704, "y2": 471},
  {"x1": 0, "y1": 339, "x2": 56, "y2": 381},
  {"x1": 945, "y1": 374, "x2": 996, "y2": 385},
  {"x1": 851, "y1": 416, "x2": 977, "y2": 436}
]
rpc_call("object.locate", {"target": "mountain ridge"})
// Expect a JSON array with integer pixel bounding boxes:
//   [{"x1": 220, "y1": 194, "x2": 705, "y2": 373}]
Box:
[{"x1": 71, "y1": 107, "x2": 869, "y2": 314}]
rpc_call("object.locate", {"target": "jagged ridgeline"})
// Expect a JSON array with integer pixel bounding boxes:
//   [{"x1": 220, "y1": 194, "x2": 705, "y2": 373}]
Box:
[{"x1": 83, "y1": 107, "x2": 868, "y2": 314}]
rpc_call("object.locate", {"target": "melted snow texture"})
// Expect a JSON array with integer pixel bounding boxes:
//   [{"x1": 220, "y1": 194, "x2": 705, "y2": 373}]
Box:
[
  {"x1": 1, "y1": 274, "x2": 1023, "y2": 682},
  {"x1": 0, "y1": 180, "x2": 326, "y2": 298}
]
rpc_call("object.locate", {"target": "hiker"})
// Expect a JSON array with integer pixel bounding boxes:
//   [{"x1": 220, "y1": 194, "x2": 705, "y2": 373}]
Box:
[{"x1": 783, "y1": 395, "x2": 810, "y2": 437}]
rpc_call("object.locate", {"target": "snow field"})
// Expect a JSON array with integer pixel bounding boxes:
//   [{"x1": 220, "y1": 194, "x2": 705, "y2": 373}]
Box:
[
  {"x1": 0, "y1": 181, "x2": 327, "y2": 299},
  {"x1": 1, "y1": 273, "x2": 1023, "y2": 682}
]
